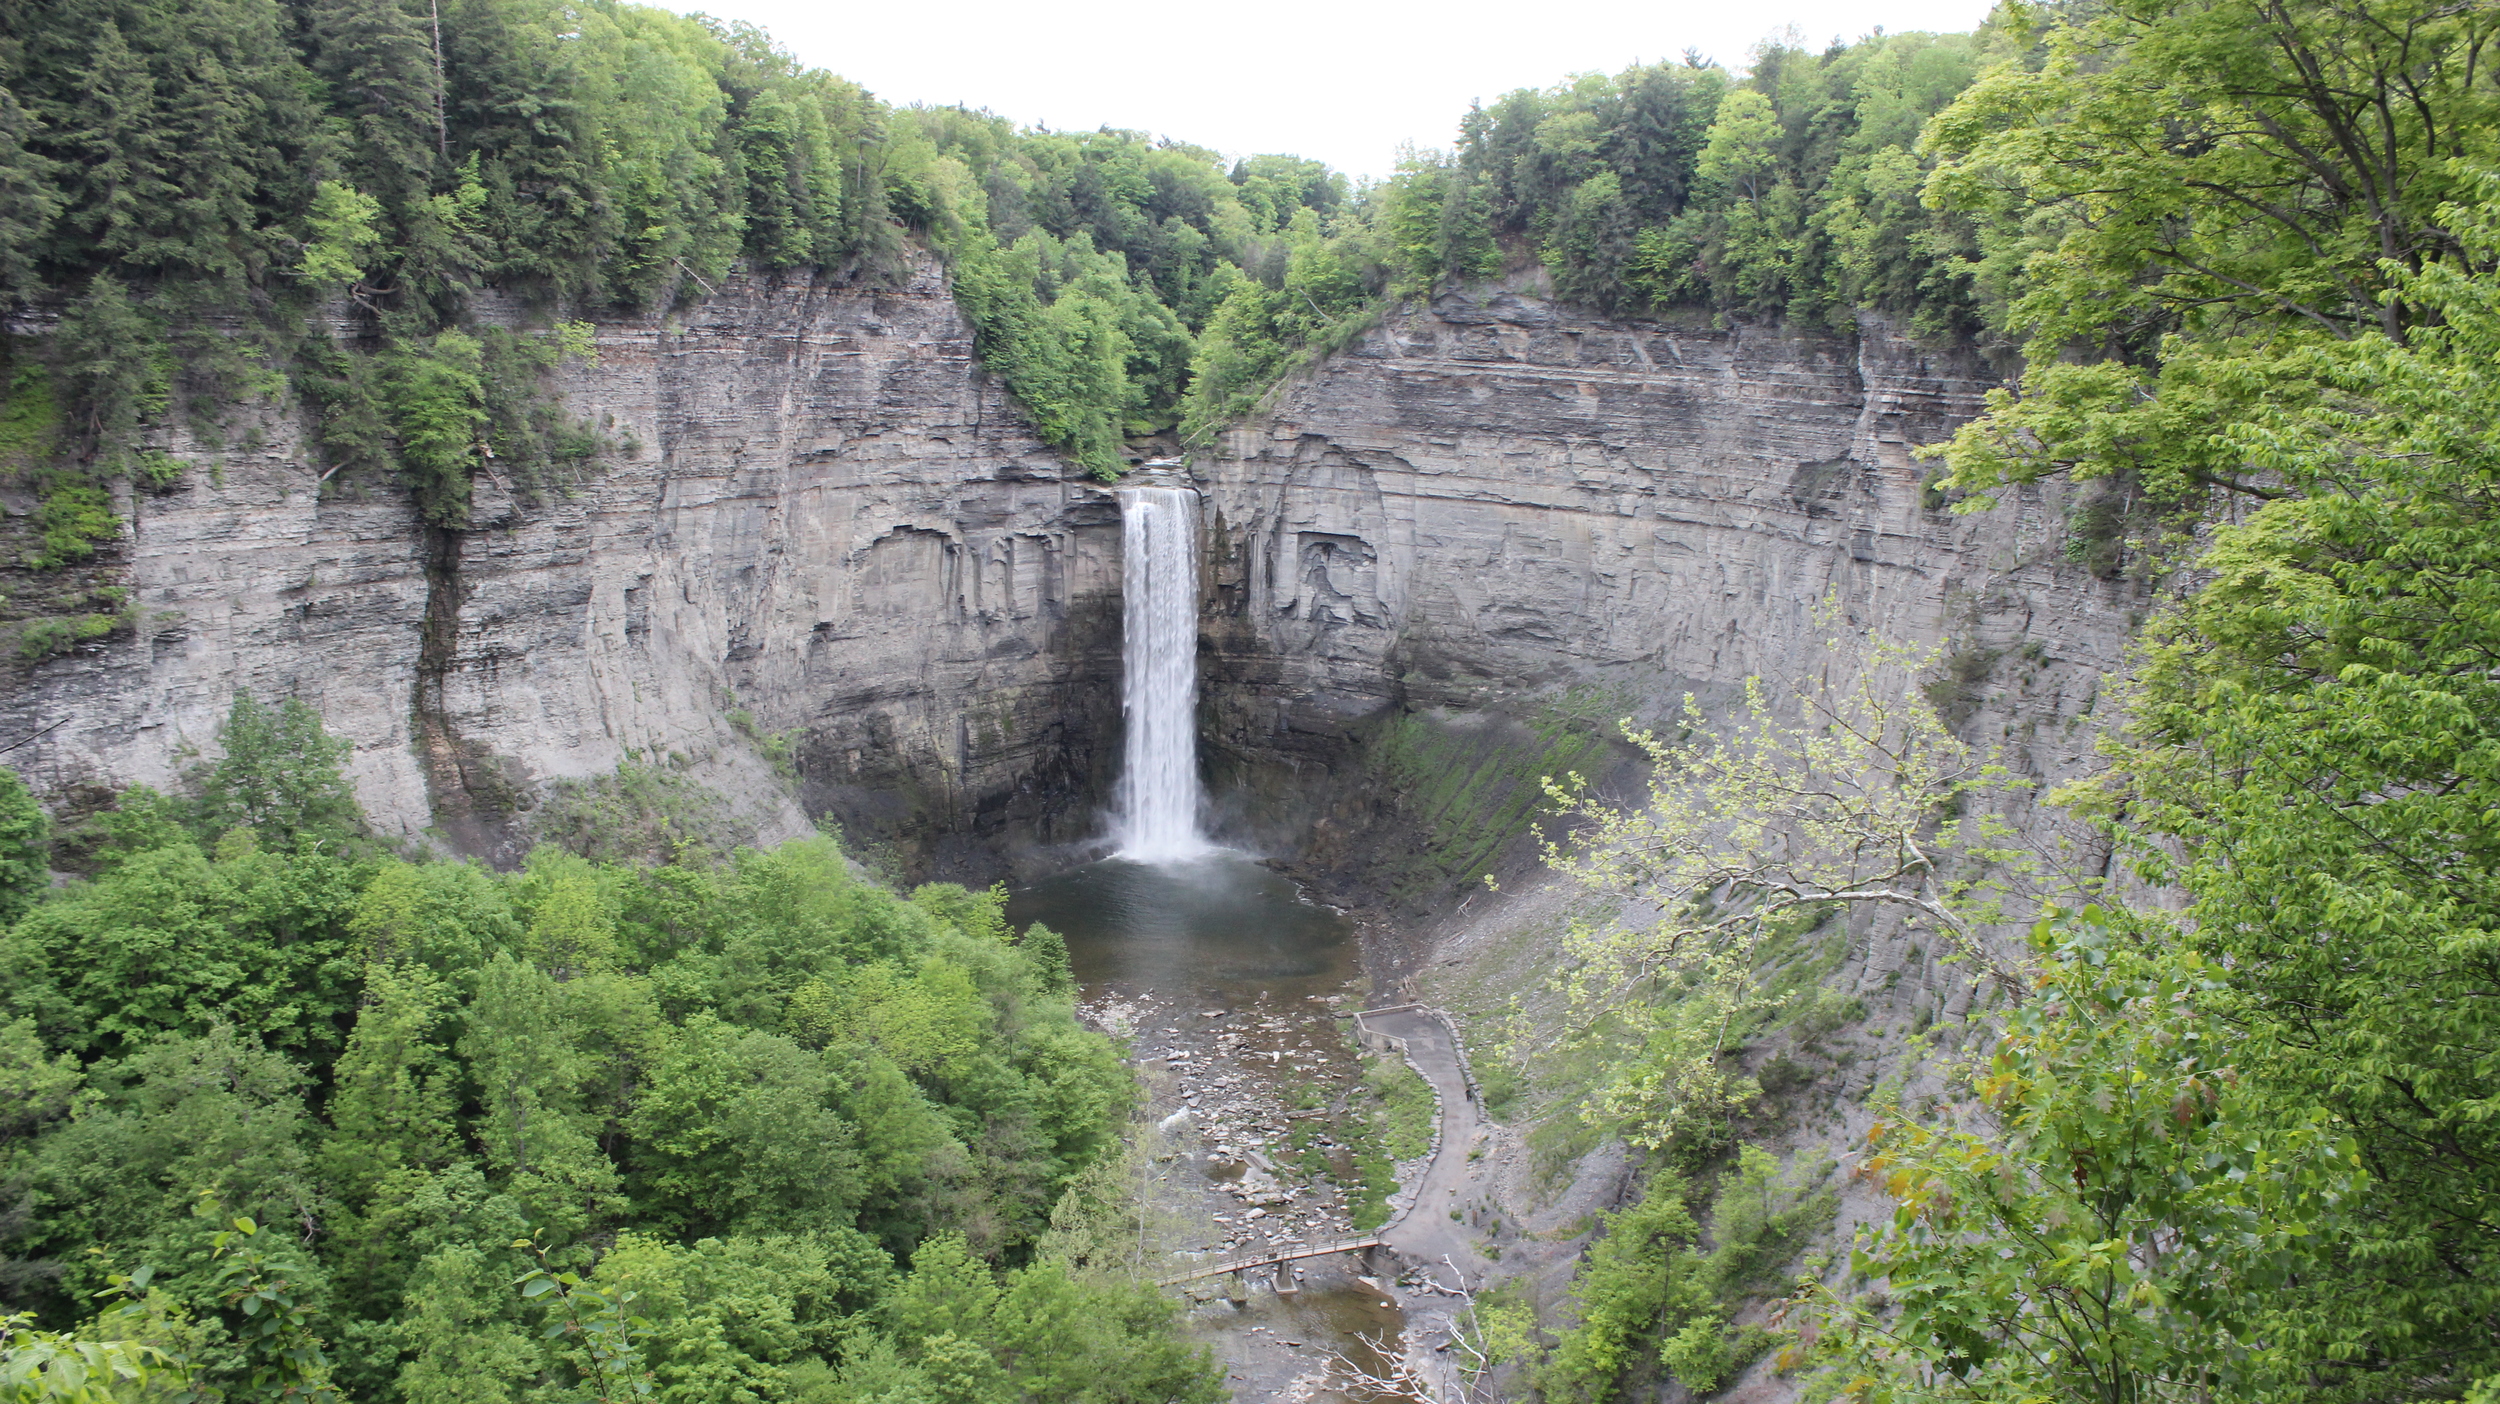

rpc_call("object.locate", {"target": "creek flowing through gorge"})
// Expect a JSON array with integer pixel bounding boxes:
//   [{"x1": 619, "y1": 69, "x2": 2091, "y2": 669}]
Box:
[{"x1": 1004, "y1": 482, "x2": 1421, "y2": 1399}]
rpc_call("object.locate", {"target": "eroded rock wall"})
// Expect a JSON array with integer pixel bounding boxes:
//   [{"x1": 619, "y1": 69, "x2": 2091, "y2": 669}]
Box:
[
  {"x1": 1198, "y1": 286, "x2": 2140, "y2": 875},
  {"x1": 0, "y1": 257, "x2": 1122, "y2": 869}
]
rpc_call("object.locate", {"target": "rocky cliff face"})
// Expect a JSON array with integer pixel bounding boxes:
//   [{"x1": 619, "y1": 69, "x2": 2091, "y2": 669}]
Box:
[
  {"x1": 0, "y1": 256, "x2": 1126, "y2": 869},
  {"x1": 4, "y1": 267, "x2": 2138, "y2": 890},
  {"x1": 1196, "y1": 285, "x2": 2140, "y2": 883}
]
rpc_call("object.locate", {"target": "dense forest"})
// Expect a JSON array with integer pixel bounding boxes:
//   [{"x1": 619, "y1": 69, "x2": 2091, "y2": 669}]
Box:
[
  {"x1": 0, "y1": 697, "x2": 1222, "y2": 1401},
  {"x1": 0, "y1": 0, "x2": 2010, "y2": 557},
  {"x1": 7, "y1": 0, "x2": 2500, "y2": 1400}
]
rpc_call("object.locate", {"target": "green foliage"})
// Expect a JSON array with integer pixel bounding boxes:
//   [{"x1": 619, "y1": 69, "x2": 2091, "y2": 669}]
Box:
[
  {"x1": 1367, "y1": 693, "x2": 1616, "y2": 906},
  {"x1": 1923, "y1": 0, "x2": 2500, "y2": 506},
  {"x1": 25, "y1": 486, "x2": 117, "y2": 572},
  {"x1": 188, "y1": 693, "x2": 369, "y2": 855},
  {"x1": 474, "y1": 325, "x2": 604, "y2": 502},
  {"x1": 515, "y1": 1237, "x2": 651, "y2": 1404},
  {"x1": 1823, "y1": 914, "x2": 2363, "y2": 1404},
  {"x1": 50, "y1": 277, "x2": 168, "y2": 484},
  {"x1": 530, "y1": 759, "x2": 731, "y2": 867},
  {"x1": 298, "y1": 183, "x2": 384, "y2": 288},
  {"x1": 0, "y1": 839, "x2": 365, "y2": 1059},
  {"x1": 0, "y1": 770, "x2": 47, "y2": 928},
  {"x1": 1013, "y1": 923, "x2": 1070, "y2": 995},
  {"x1": 0, "y1": 357, "x2": 59, "y2": 476},
  {"x1": 1543, "y1": 1149, "x2": 1833, "y2": 1401},
  {"x1": 894, "y1": 111, "x2": 1362, "y2": 468},
  {"x1": 202, "y1": 1202, "x2": 344, "y2": 1403},
  {"x1": 0, "y1": 1292, "x2": 186, "y2": 1403},
  {"x1": 0, "y1": 661, "x2": 1186, "y2": 1400},
  {"x1": 1177, "y1": 211, "x2": 1374, "y2": 442},
  {"x1": 1378, "y1": 35, "x2": 1986, "y2": 330},
  {"x1": 1821, "y1": 75, "x2": 2500, "y2": 1404},
  {"x1": 380, "y1": 330, "x2": 487, "y2": 526},
  {"x1": 1361, "y1": 1054, "x2": 1435, "y2": 1163},
  {"x1": 0, "y1": 798, "x2": 1191, "y2": 1400}
]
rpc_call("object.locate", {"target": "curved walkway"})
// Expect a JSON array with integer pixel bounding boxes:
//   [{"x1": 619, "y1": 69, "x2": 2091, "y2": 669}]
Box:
[{"x1": 1357, "y1": 1004, "x2": 1487, "y2": 1288}]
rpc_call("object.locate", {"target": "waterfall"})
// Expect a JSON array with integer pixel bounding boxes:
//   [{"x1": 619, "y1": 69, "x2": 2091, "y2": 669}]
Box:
[{"x1": 1114, "y1": 485, "x2": 1210, "y2": 861}]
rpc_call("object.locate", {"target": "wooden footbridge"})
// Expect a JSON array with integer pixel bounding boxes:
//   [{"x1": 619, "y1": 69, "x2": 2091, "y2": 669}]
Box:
[{"x1": 1155, "y1": 1234, "x2": 1386, "y2": 1287}]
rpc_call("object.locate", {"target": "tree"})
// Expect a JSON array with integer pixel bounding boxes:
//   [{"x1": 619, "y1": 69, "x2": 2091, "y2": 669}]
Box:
[
  {"x1": 0, "y1": 91, "x2": 62, "y2": 303},
  {"x1": 621, "y1": 1016, "x2": 863, "y2": 1237},
  {"x1": 1694, "y1": 90, "x2": 1780, "y2": 211},
  {"x1": 2107, "y1": 184, "x2": 2500, "y2": 1396},
  {"x1": 1923, "y1": 0, "x2": 2500, "y2": 506},
  {"x1": 1818, "y1": 912, "x2": 2363, "y2": 1404},
  {"x1": 379, "y1": 330, "x2": 486, "y2": 527},
  {"x1": 459, "y1": 953, "x2": 618, "y2": 1230},
  {"x1": 1834, "y1": 175, "x2": 2500, "y2": 1404},
  {"x1": 1530, "y1": 623, "x2": 2031, "y2": 1145},
  {"x1": 302, "y1": 0, "x2": 444, "y2": 214},
  {"x1": 189, "y1": 694, "x2": 367, "y2": 853},
  {"x1": 322, "y1": 961, "x2": 459, "y2": 1206},
  {"x1": 395, "y1": 1243, "x2": 537, "y2": 1404},
  {"x1": 49, "y1": 274, "x2": 164, "y2": 492},
  {"x1": 0, "y1": 838, "x2": 363, "y2": 1060},
  {"x1": 0, "y1": 767, "x2": 47, "y2": 927}
]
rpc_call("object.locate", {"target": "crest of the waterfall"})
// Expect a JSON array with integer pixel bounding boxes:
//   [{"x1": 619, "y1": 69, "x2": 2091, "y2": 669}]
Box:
[{"x1": 1113, "y1": 484, "x2": 1211, "y2": 862}]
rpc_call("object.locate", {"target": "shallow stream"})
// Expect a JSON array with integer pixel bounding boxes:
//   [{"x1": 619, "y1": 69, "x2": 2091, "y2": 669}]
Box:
[{"x1": 1007, "y1": 853, "x2": 1415, "y2": 1400}]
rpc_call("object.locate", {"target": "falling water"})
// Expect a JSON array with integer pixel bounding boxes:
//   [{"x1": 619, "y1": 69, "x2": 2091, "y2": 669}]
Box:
[{"x1": 1115, "y1": 485, "x2": 1210, "y2": 861}]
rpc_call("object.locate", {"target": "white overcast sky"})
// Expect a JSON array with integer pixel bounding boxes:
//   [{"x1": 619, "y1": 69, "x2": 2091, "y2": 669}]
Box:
[{"x1": 667, "y1": 0, "x2": 1999, "y2": 184}]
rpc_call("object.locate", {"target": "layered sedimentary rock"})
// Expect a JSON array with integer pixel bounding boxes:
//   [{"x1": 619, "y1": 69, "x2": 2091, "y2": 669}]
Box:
[
  {"x1": 0, "y1": 257, "x2": 1124, "y2": 866},
  {"x1": 1197, "y1": 285, "x2": 2140, "y2": 859},
  {"x1": 3, "y1": 265, "x2": 2137, "y2": 891}
]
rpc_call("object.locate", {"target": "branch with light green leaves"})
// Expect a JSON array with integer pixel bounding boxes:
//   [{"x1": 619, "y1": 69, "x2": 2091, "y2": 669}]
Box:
[
  {"x1": 1538, "y1": 635, "x2": 2031, "y2": 1006},
  {"x1": 1511, "y1": 627, "x2": 2057, "y2": 1144},
  {"x1": 513, "y1": 1236, "x2": 654, "y2": 1404}
]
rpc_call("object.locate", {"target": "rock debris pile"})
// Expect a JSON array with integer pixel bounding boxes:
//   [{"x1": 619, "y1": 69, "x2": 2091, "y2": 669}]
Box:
[{"x1": 1079, "y1": 988, "x2": 1372, "y2": 1254}]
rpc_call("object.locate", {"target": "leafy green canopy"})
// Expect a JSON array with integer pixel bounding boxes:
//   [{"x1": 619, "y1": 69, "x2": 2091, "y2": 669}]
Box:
[
  {"x1": 1922, "y1": 0, "x2": 2500, "y2": 508},
  {"x1": 0, "y1": 696, "x2": 1217, "y2": 1404},
  {"x1": 893, "y1": 113, "x2": 1357, "y2": 468},
  {"x1": 0, "y1": 0, "x2": 1363, "y2": 529},
  {"x1": 1828, "y1": 71, "x2": 2500, "y2": 1404},
  {"x1": 1372, "y1": 32, "x2": 1995, "y2": 336}
]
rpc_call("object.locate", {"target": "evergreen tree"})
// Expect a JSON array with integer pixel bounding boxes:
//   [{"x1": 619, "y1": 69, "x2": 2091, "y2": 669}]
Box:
[
  {"x1": 0, "y1": 90, "x2": 61, "y2": 301},
  {"x1": 305, "y1": 0, "x2": 447, "y2": 215}
]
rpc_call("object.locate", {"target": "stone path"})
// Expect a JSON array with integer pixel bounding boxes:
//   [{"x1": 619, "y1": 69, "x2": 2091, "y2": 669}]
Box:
[{"x1": 1358, "y1": 1004, "x2": 1488, "y2": 1289}]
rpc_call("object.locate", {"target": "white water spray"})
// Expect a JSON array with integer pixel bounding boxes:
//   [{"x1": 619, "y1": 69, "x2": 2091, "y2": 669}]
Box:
[{"x1": 1114, "y1": 485, "x2": 1210, "y2": 861}]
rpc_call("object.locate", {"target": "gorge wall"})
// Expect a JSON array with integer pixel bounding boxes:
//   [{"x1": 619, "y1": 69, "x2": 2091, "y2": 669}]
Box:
[
  {"x1": 1196, "y1": 283, "x2": 2142, "y2": 901},
  {"x1": 3, "y1": 262, "x2": 2140, "y2": 893},
  {"x1": 0, "y1": 255, "x2": 1127, "y2": 870}
]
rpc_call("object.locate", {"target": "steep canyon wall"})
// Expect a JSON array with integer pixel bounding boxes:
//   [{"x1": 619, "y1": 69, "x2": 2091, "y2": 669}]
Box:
[
  {"x1": 0, "y1": 257, "x2": 1126, "y2": 868},
  {"x1": 3, "y1": 267, "x2": 2142, "y2": 895},
  {"x1": 1197, "y1": 286, "x2": 2143, "y2": 900},
  {"x1": 1193, "y1": 284, "x2": 2158, "y2": 1400}
]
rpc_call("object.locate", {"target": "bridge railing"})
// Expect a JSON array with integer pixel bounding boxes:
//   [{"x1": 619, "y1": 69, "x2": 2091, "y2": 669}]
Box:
[{"x1": 1153, "y1": 1235, "x2": 1385, "y2": 1286}]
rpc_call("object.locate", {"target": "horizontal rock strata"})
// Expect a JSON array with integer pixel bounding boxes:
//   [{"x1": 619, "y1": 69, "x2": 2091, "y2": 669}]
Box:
[{"x1": 1, "y1": 257, "x2": 1122, "y2": 867}]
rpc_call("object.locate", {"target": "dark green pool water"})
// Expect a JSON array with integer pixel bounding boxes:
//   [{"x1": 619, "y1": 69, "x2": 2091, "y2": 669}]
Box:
[{"x1": 1006, "y1": 852, "x2": 1359, "y2": 1000}]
